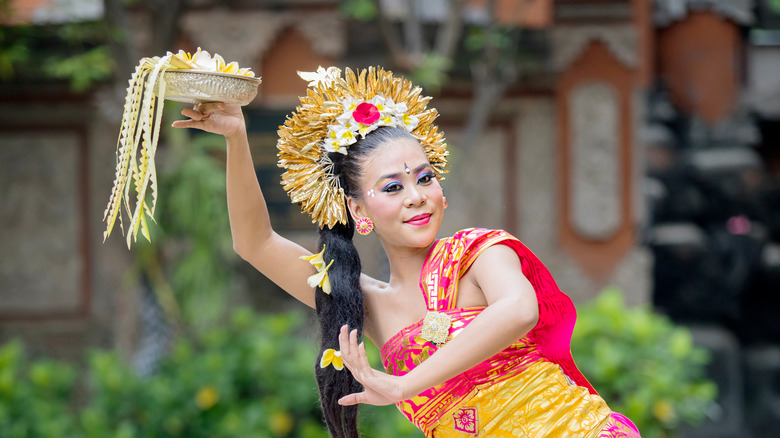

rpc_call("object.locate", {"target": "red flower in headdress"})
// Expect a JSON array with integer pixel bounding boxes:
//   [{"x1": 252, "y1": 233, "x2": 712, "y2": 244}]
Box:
[{"x1": 352, "y1": 102, "x2": 380, "y2": 125}]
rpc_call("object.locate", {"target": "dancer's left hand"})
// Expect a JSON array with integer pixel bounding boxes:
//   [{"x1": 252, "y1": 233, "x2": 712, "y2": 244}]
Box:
[{"x1": 337, "y1": 325, "x2": 409, "y2": 406}]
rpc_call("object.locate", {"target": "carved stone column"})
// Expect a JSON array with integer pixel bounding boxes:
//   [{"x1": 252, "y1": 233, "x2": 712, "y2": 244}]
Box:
[{"x1": 549, "y1": 14, "x2": 652, "y2": 304}]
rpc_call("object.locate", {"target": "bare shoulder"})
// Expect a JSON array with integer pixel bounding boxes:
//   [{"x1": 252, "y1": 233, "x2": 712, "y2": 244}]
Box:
[
  {"x1": 360, "y1": 273, "x2": 386, "y2": 294},
  {"x1": 466, "y1": 243, "x2": 536, "y2": 309},
  {"x1": 471, "y1": 243, "x2": 523, "y2": 272},
  {"x1": 360, "y1": 273, "x2": 389, "y2": 307}
]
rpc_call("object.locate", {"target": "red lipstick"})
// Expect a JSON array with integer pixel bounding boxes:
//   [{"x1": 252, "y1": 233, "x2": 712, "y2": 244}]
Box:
[{"x1": 405, "y1": 213, "x2": 431, "y2": 226}]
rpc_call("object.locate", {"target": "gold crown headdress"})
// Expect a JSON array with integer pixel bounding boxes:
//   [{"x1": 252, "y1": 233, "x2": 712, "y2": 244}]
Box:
[{"x1": 277, "y1": 66, "x2": 449, "y2": 228}]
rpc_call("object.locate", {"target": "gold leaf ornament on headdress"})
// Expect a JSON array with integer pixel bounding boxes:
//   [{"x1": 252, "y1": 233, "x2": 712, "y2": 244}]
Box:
[{"x1": 277, "y1": 66, "x2": 449, "y2": 229}]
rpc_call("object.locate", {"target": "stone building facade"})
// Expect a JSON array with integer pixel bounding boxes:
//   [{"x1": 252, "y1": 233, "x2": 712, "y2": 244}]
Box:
[{"x1": 2, "y1": 1, "x2": 780, "y2": 434}]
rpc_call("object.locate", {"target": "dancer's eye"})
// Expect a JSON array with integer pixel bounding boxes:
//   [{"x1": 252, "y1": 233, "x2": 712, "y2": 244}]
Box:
[
  {"x1": 418, "y1": 171, "x2": 435, "y2": 185},
  {"x1": 381, "y1": 182, "x2": 402, "y2": 193}
]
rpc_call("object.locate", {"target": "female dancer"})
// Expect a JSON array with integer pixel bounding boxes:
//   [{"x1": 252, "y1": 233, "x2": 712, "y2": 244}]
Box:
[{"x1": 173, "y1": 67, "x2": 640, "y2": 438}]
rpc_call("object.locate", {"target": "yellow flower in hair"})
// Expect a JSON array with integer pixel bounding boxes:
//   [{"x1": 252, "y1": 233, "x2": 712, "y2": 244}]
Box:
[
  {"x1": 300, "y1": 245, "x2": 327, "y2": 270},
  {"x1": 301, "y1": 245, "x2": 335, "y2": 293},
  {"x1": 320, "y1": 348, "x2": 344, "y2": 370},
  {"x1": 307, "y1": 259, "x2": 335, "y2": 294}
]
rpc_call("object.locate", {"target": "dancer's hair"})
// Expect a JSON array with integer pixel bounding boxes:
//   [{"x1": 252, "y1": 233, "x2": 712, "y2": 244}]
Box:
[{"x1": 314, "y1": 126, "x2": 419, "y2": 438}]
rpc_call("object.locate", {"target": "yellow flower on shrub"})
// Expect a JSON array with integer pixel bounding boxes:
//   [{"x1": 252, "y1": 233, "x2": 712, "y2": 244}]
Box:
[
  {"x1": 269, "y1": 411, "x2": 294, "y2": 436},
  {"x1": 195, "y1": 385, "x2": 219, "y2": 410},
  {"x1": 652, "y1": 399, "x2": 675, "y2": 424}
]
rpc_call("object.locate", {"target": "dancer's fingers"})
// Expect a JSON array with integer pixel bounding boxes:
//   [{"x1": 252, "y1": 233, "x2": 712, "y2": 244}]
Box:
[
  {"x1": 339, "y1": 325, "x2": 351, "y2": 359},
  {"x1": 171, "y1": 102, "x2": 242, "y2": 136},
  {"x1": 359, "y1": 342, "x2": 369, "y2": 367},
  {"x1": 171, "y1": 118, "x2": 199, "y2": 128},
  {"x1": 338, "y1": 392, "x2": 368, "y2": 406},
  {"x1": 350, "y1": 329, "x2": 359, "y2": 351},
  {"x1": 178, "y1": 108, "x2": 204, "y2": 121},
  {"x1": 346, "y1": 329, "x2": 362, "y2": 372},
  {"x1": 194, "y1": 102, "x2": 225, "y2": 115}
]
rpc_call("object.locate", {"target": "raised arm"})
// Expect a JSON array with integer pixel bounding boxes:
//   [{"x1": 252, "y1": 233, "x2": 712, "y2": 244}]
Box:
[
  {"x1": 172, "y1": 103, "x2": 317, "y2": 308},
  {"x1": 338, "y1": 244, "x2": 539, "y2": 405}
]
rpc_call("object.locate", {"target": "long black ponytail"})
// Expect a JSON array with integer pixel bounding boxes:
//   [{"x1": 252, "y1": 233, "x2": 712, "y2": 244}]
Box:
[{"x1": 312, "y1": 127, "x2": 418, "y2": 438}]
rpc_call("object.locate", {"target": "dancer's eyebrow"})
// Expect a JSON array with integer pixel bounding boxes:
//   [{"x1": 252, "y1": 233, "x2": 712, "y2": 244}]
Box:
[{"x1": 374, "y1": 163, "x2": 430, "y2": 186}]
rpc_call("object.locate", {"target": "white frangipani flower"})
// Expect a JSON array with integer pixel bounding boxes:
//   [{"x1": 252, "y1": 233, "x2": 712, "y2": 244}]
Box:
[
  {"x1": 298, "y1": 66, "x2": 342, "y2": 88},
  {"x1": 191, "y1": 48, "x2": 218, "y2": 71},
  {"x1": 321, "y1": 94, "x2": 421, "y2": 153},
  {"x1": 402, "y1": 113, "x2": 420, "y2": 131}
]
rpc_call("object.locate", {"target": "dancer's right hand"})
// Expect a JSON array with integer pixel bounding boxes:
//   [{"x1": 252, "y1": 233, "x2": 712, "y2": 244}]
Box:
[
  {"x1": 172, "y1": 102, "x2": 245, "y2": 139},
  {"x1": 338, "y1": 325, "x2": 406, "y2": 406}
]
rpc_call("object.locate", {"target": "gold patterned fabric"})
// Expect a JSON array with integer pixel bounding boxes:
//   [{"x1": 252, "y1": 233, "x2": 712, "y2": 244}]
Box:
[
  {"x1": 380, "y1": 229, "x2": 641, "y2": 437},
  {"x1": 431, "y1": 361, "x2": 611, "y2": 437}
]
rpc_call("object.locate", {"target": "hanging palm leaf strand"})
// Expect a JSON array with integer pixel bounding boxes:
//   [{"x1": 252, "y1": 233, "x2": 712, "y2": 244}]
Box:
[{"x1": 102, "y1": 49, "x2": 261, "y2": 249}]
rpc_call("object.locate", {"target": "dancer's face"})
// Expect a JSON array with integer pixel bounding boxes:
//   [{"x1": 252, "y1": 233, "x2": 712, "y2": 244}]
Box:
[{"x1": 348, "y1": 138, "x2": 444, "y2": 250}]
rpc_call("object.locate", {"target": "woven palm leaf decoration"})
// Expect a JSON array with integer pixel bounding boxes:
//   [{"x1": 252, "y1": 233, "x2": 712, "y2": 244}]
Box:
[{"x1": 102, "y1": 49, "x2": 258, "y2": 249}]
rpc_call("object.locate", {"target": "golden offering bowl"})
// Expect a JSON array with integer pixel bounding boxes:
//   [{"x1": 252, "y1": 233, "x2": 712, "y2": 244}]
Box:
[{"x1": 157, "y1": 70, "x2": 262, "y2": 105}]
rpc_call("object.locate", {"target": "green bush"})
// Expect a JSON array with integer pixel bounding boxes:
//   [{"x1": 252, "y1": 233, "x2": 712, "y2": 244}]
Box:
[
  {"x1": 0, "y1": 309, "x2": 418, "y2": 438},
  {"x1": 0, "y1": 290, "x2": 715, "y2": 438},
  {"x1": 571, "y1": 287, "x2": 718, "y2": 438},
  {"x1": 0, "y1": 340, "x2": 79, "y2": 438}
]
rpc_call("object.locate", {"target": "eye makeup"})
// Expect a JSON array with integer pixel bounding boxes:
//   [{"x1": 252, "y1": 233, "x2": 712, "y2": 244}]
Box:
[
  {"x1": 379, "y1": 180, "x2": 402, "y2": 193},
  {"x1": 374, "y1": 162, "x2": 432, "y2": 187},
  {"x1": 416, "y1": 168, "x2": 436, "y2": 181}
]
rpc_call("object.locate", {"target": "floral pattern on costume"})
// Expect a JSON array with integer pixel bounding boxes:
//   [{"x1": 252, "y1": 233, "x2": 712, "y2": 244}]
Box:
[{"x1": 453, "y1": 407, "x2": 479, "y2": 436}]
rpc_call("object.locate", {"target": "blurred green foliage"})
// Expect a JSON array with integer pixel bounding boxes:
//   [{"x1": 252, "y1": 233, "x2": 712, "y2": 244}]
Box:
[
  {"x1": 0, "y1": 341, "x2": 80, "y2": 437},
  {"x1": 0, "y1": 19, "x2": 115, "y2": 90},
  {"x1": 339, "y1": 0, "x2": 377, "y2": 22},
  {"x1": 0, "y1": 309, "x2": 420, "y2": 438},
  {"x1": 43, "y1": 45, "x2": 113, "y2": 92},
  {"x1": 571, "y1": 287, "x2": 718, "y2": 438},
  {"x1": 404, "y1": 53, "x2": 452, "y2": 94},
  {"x1": 1, "y1": 288, "x2": 717, "y2": 438},
  {"x1": 130, "y1": 119, "x2": 237, "y2": 333},
  {"x1": 0, "y1": 28, "x2": 30, "y2": 80},
  {"x1": 0, "y1": 25, "x2": 33, "y2": 81}
]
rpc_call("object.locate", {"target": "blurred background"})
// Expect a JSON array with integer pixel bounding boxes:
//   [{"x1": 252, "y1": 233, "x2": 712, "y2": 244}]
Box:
[{"x1": 1, "y1": 0, "x2": 779, "y2": 437}]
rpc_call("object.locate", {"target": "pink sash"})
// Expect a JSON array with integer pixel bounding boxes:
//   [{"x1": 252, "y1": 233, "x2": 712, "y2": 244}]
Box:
[{"x1": 418, "y1": 228, "x2": 596, "y2": 393}]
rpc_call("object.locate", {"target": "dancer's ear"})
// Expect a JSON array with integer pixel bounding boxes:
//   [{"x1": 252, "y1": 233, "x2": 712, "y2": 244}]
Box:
[{"x1": 346, "y1": 196, "x2": 366, "y2": 222}]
